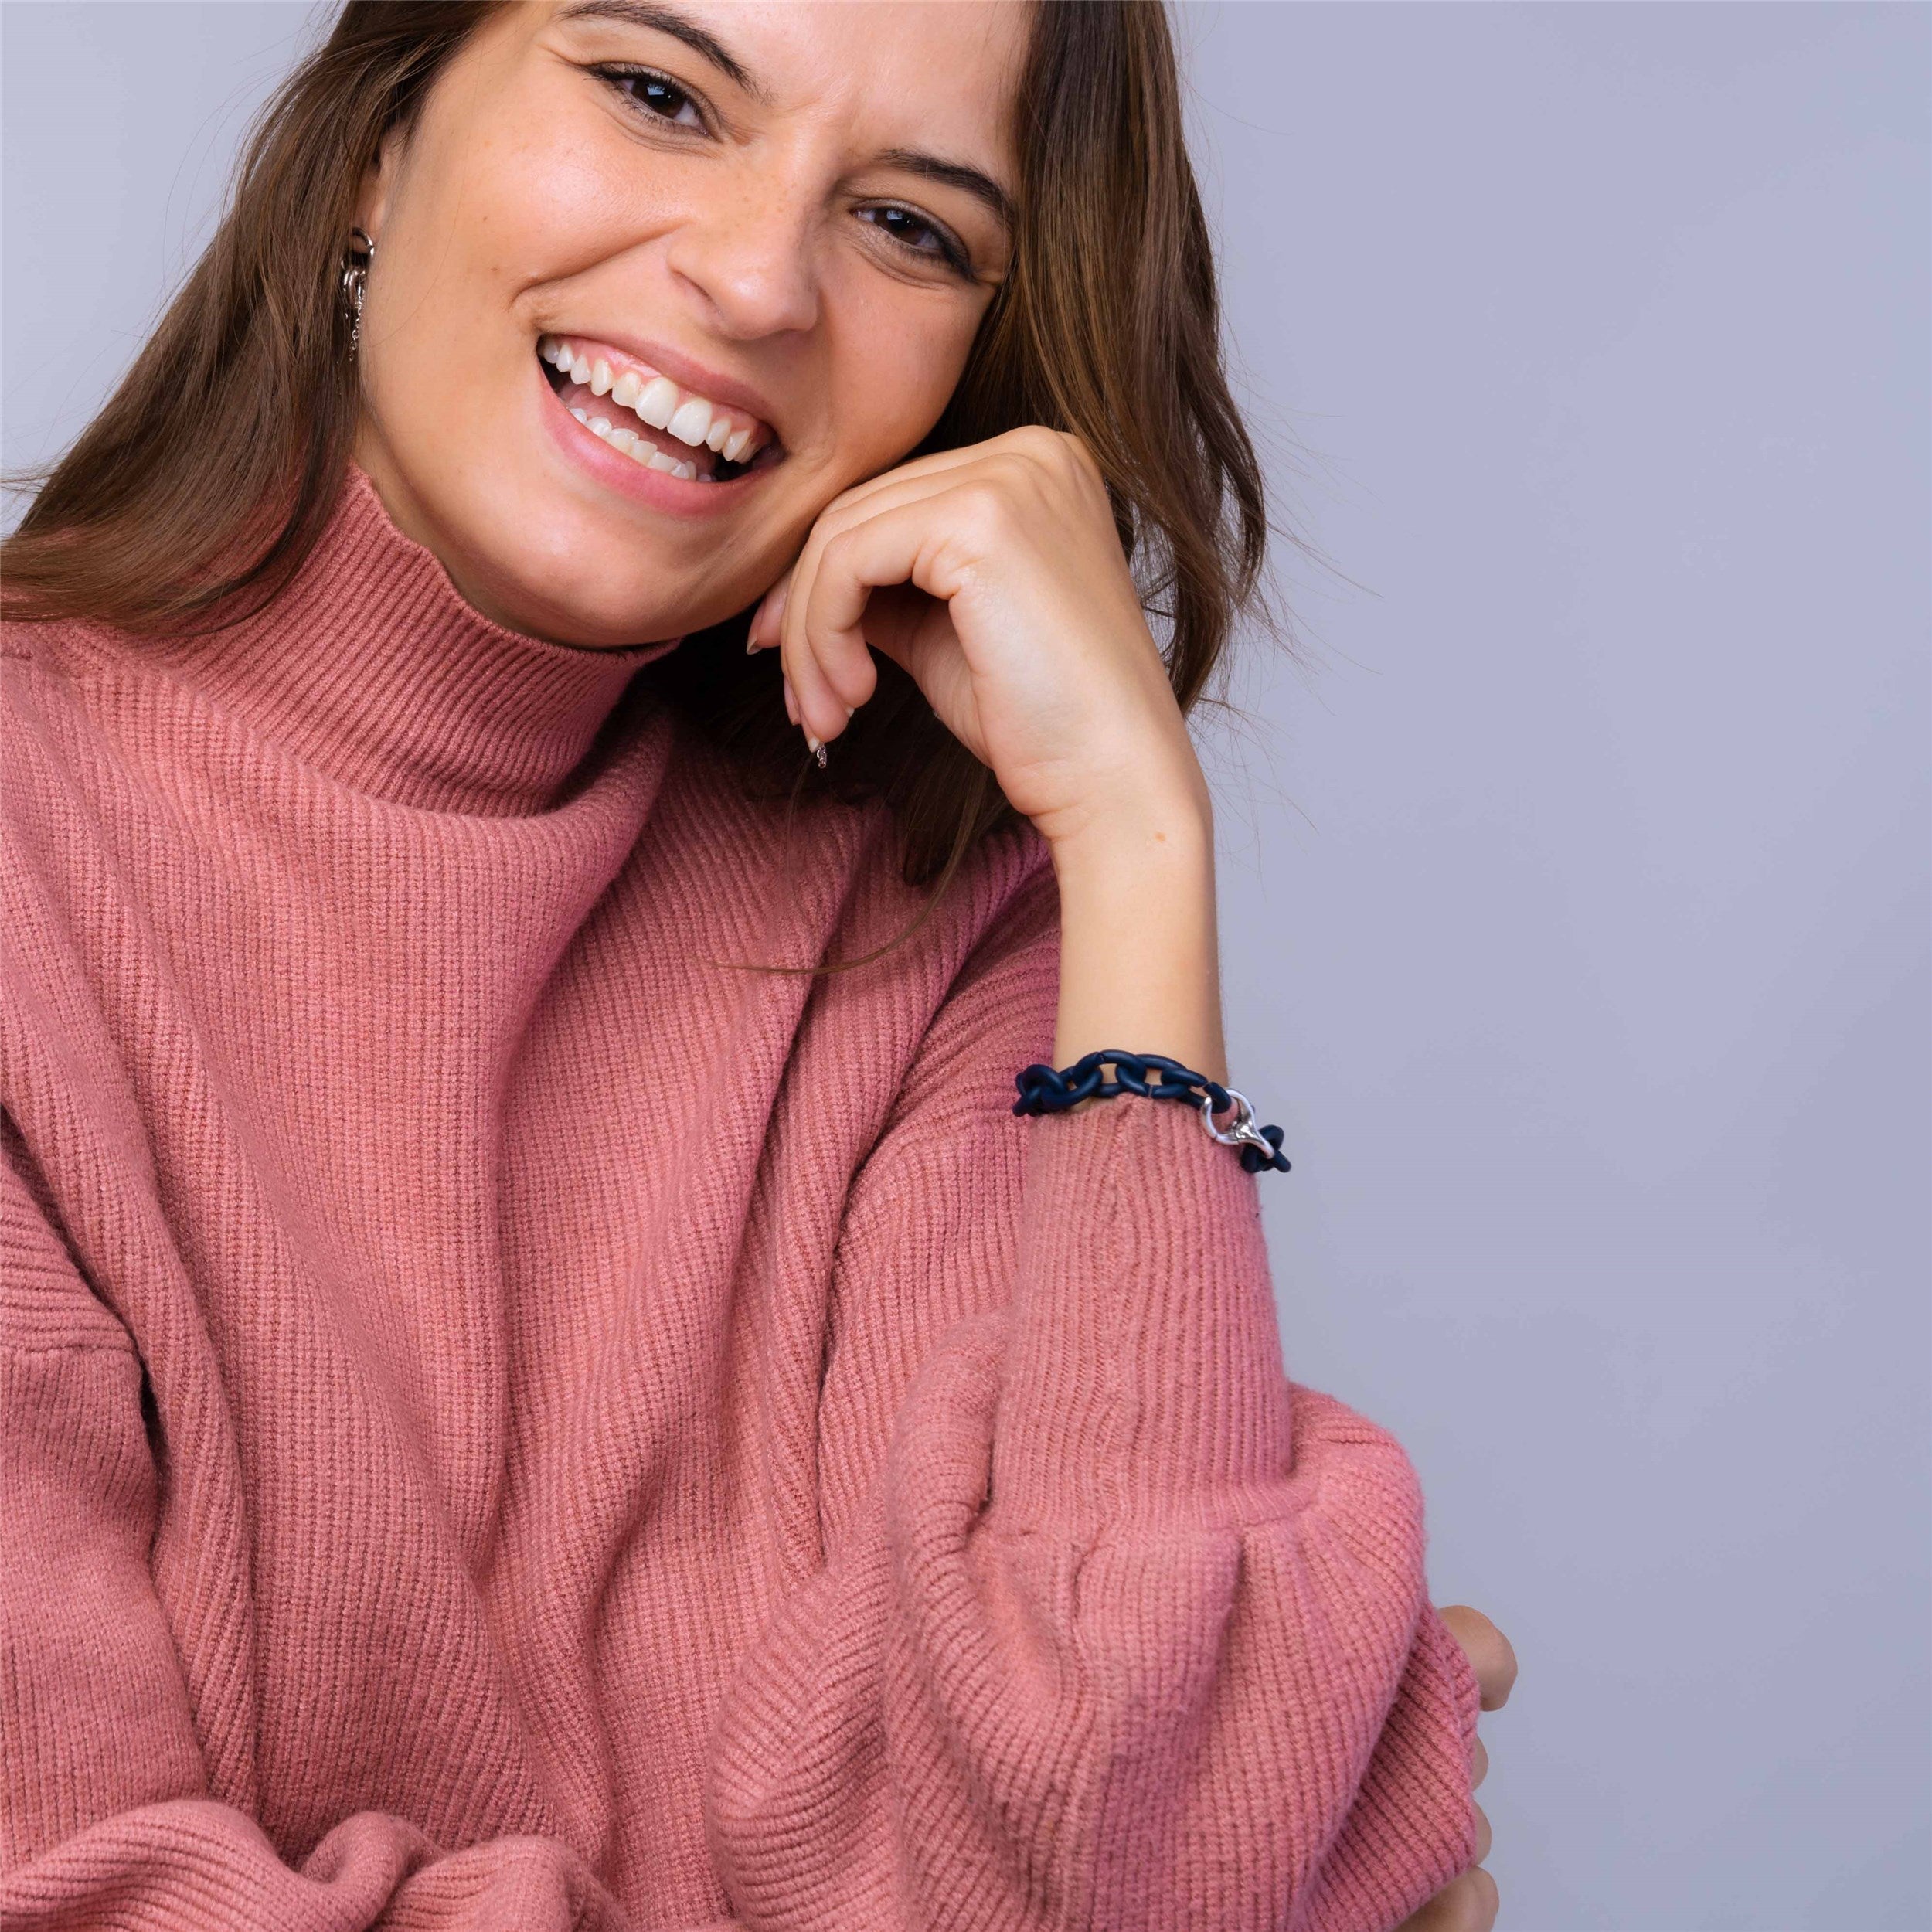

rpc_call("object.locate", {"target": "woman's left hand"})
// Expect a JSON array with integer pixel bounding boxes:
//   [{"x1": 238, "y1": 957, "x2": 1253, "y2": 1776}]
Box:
[{"x1": 748, "y1": 426, "x2": 1208, "y2": 852}]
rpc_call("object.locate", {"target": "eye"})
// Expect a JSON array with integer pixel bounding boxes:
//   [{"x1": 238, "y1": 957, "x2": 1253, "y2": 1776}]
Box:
[
  {"x1": 592, "y1": 63, "x2": 707, "y2": 133},
  {"x1": 859, "y1": 204, "x2": 972, "y2": 278}
]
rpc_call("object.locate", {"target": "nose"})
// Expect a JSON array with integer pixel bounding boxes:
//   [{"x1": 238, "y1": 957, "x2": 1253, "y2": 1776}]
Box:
[{"x1": 662, "y1": 168, "x2": 821, "y2": 342}]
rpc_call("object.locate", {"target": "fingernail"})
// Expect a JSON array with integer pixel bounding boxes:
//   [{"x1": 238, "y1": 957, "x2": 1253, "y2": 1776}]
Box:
[
  {"x1": 783, "y1": 675, "x2": 798, "y2": 726},
  {"x1": 745, "y1": 634, "x2": 760, "y2": 654},
  {"x1": 804, "y1": 733, "x2": 824, "y2": 764}
]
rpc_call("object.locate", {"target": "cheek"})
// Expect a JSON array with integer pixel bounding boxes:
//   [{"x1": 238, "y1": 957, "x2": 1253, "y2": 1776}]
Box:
[
  {"x1": 825, "y1": 290, "x2": 980, "y2": 478},
  {"x1": 386, "y1": 117, "x2": 651, "y2": 351},
  {"x1": 479, "y1": 124, "x2": 651, "y2": 271}
]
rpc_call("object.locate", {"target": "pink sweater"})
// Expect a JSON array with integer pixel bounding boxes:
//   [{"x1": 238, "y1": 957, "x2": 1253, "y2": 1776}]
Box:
[{"x1": 0, "y1": 464, "x2": 1480, "y2": 1931}]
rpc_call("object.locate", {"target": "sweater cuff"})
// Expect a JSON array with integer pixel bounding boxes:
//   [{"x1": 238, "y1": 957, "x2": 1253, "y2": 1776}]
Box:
[{"x1": 985, "y1": 1095, "x2": 1296, "y2": 1540}]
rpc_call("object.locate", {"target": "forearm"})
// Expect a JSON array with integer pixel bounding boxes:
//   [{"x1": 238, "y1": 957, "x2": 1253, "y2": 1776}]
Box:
[{"x1": 1048, "y1": 778, "x2": 1228, "y2": 1092}]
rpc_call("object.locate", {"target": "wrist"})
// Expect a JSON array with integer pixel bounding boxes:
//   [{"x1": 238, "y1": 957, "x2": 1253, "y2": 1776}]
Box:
[
  {"x1": 1045, "y1": 778, "x2": 1215, "y2": 886},
  {"x1": 1047, "y1": 790, "x2": 1226, "y2": 1090}
]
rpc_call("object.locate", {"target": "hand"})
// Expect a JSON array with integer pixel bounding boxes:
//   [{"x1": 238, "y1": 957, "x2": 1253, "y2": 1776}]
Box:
[
  {"x1": 747, "y1": 427, "x2": 1209, "y2": 849},
  {"x1": 1398, "y1": 1605, "x2": 1519, "y2": 1931}
]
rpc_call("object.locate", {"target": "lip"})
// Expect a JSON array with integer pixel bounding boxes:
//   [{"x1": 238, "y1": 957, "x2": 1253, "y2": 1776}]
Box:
[
  {"x1": 536, "y1": 352, "x2": 781, "y2": 519},
  {"x1": 549, "y1": 325, "x2": 784, "y2": 447}
]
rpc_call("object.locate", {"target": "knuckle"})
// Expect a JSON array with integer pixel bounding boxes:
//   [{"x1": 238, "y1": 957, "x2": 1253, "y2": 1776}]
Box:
[
  {"x1": 1000, "y1": 429, "x2": 1070, "y2": 491},
  {"x1": 809, "y1": 508, "x2": 853, "y2": 551},
  {"x1": 804, "y1": 501, "x2": 860, "y2": 555},
  {"x1": 1019, "y1": 425, "x2": 1100, "y2": 490},
  {"x1": 960, "y1": 478, "x2": 1019, "y2": 537},
  {"x1": 1058, "y1": 427, "x2": 1104, "y2": 481},
  {"x1": 1003, "y1": 423, "x2": 1060, "y2": 458},
  {"x1": 828, "y1": 649, "x2": 877, "y2": 709}
]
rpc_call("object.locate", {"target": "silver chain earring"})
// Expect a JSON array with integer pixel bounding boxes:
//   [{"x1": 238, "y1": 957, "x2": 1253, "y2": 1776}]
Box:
[{"x1": 340, "y1": 226, "x2": 376, "y2": 360}]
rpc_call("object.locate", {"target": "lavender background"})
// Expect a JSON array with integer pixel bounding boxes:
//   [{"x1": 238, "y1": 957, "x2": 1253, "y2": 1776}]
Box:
[{"x1": 5, "y1": 4, "x2": 1927, "y2": 1926}]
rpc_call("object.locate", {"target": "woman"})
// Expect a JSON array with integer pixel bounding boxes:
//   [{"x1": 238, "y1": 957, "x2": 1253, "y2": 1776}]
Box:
[{"x1": 0, "y1": 2, "x2": 1515, "y2": 1927}]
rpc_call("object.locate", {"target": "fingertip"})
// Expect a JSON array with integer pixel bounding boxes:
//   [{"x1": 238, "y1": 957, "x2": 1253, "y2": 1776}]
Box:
[
  {"x1": 1468, "y1": 1865, "x2": 1501, "y2": 1930},
  {"x1": 1393, "y1": 1864, "x2": 1496, "y2": 1932},
  {"x1": 1496, "y1": 1657, "x2": 1519, "y2": 1712},
  {"x1": 1481, "y1": 1626, "x2": 1519, "y2": 1711},
  {"x1": 1438, "y1": 1605, "x2": 1519, "y2": 1711}
]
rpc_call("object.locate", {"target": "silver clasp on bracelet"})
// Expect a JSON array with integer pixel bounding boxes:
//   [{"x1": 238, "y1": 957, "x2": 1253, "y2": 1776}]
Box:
[{"x1": 1199, "y1": 1087, "x2": 1275, "y2": 1158}]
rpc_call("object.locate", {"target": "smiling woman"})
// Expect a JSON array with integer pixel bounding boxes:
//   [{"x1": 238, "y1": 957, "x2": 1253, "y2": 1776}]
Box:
[
  {"x1": 1, "y1": 3, "x2": 1509, "y2": 1930},
  {"x1": 0, "y1": 0, "x2": 1263, "y2": 892}
]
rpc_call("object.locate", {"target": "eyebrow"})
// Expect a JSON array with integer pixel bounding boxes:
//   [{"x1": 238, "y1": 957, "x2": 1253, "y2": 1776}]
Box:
[
  {"x1": 555, "y1": 0, "x2": 1018, "y2": 240},
  {"x1": 873, "y1": 148, "x2": 1016, "y2": 242},
  {"x1": 558, "y1": 0, "x2": 770, "y2": 102}
]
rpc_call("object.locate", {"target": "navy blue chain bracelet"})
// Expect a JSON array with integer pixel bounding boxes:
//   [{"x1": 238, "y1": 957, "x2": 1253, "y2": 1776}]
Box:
[{"x1": 1012, "y1": 1049, "x2": 1292, "y2": 1175}]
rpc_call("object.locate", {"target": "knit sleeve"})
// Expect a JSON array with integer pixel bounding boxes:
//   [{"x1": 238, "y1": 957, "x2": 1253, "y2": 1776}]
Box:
[
  {"x1": 704, "y1": 872, "x2": 1483, "y2": 1932},
  {"x1": 0, "y1": 1138, "x2": 639, "y2": 1932}
]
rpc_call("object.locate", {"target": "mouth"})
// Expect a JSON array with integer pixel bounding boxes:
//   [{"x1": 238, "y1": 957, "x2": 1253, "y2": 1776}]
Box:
[{"x1": 538, "y1": 334, "x2": 785, "y2": 485}]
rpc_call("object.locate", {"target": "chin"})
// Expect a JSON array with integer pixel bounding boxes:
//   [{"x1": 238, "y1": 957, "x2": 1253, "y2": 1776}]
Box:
[
  {"x1": 442, "y1": 492, "x2": 692, "y2": 648},
  {"x1": 486, "y1": 570, "x2": 689, "y2": 650}
]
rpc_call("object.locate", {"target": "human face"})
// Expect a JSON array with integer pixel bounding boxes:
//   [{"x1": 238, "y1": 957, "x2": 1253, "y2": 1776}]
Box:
[{"x1": 351, "y1": 0, "x2": 1027, "y2": 648}]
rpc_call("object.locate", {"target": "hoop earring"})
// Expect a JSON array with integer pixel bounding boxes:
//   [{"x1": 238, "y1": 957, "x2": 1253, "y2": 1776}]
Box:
[{"x1": 341, "y1": 226, "x2": 376, "y2": 360}]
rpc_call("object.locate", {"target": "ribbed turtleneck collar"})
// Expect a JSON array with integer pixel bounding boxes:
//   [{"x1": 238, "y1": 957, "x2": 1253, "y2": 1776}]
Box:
[{"x1": 130, "y1": 462, "x2": 685, "y2": 817}]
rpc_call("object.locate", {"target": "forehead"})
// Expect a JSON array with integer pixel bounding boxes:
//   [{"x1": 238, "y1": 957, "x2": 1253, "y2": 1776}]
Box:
[{"x1": 537, "y1": 0, "x2": 1030, "y2": 170}]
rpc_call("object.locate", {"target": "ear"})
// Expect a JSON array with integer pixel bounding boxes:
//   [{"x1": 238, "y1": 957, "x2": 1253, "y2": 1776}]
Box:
[{"x1": 352, "y1": 124, "x2": 406, "y2": 244}]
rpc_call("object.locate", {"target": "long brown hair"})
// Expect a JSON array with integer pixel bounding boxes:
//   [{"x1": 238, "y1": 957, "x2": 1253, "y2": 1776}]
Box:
[{"x1": 1, "y1": 0, "x2": 1298, "y2": 949}]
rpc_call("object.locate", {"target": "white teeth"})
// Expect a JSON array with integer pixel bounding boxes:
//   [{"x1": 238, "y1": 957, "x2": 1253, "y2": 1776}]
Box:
[
  {"x1": 635, "y1": 376, "x2": 679, "y2": 430},
  {"x1": 666, "y1": 397, "x2": 713, "y2": 449},
  {"x1": 546, "y1": 336, "x2": 765, "y2": 477},
  {"x1": 576, "y1": 401, "x2": 704, "y2": 480}
]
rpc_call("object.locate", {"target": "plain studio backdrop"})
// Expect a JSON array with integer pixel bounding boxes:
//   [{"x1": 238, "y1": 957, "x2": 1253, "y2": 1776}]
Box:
[{"x1": 2, "y1": 5, "x2": 1926, "y2": 1929}]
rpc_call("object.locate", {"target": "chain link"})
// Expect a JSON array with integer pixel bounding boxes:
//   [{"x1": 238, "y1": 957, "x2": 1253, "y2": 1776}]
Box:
[{"x1": 1012, "y1": 1049, "x2": 1291, "y2": 1175}]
